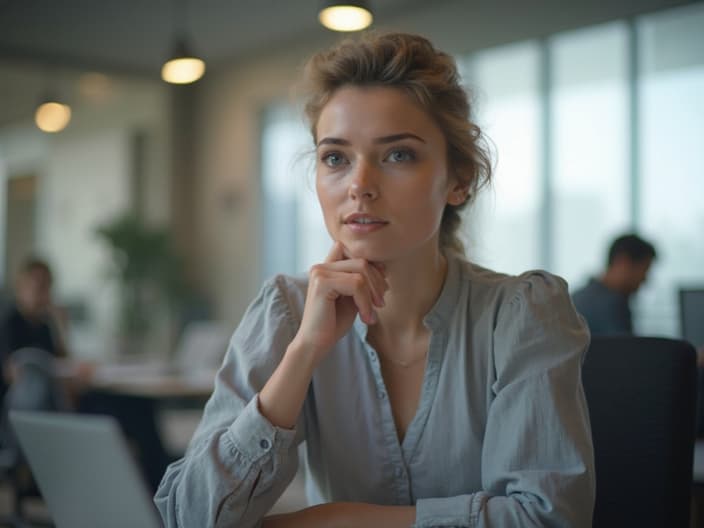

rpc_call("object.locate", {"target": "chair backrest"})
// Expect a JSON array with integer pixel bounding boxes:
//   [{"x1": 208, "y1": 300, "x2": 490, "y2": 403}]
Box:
[{"x1": 582, "y1": 336, "x2": 697, "y2": 528}]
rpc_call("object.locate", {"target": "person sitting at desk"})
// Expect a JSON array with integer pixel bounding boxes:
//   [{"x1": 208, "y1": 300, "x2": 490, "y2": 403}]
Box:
[
  {"x1": 0, "y1": 257, "x2": 67, "y2": 398},
  {"x1": 156, "y1": 32, "x2": 596, "y2": 527},
  {"x1": 571, "y1": 234, "x2": 656, "y2": 336}
]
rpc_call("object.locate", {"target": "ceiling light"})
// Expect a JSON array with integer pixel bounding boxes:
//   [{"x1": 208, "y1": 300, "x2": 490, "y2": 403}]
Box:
[
  {"x1": 161, "y1": 37, "x2": 206, "y2": 84},
  {"x1": 35, "y1": 100, "x2": 72, "y2": 133},
  {"x1": 319, "y1": 1, "x2": 373, "y2": 32}
]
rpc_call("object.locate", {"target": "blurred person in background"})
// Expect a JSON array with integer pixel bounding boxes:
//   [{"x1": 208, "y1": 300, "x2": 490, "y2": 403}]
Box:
[
  {"x1": 572, "y1": 233, "x2": 656, "y2": 336},
  {"x1": 0, "y1": 257, "x2": 68, "y2": 398}
]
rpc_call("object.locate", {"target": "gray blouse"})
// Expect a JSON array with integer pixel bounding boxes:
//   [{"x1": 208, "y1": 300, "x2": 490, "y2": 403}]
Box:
[{"x1": 155, "y1": 253, "x2": 596, "y2": 527}]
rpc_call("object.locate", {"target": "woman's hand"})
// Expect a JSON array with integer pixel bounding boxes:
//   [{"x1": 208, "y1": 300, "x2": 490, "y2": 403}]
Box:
[
  {"x1": 292, "y1": 241, "x2": 388, "y2": 365},
  {"x1": 259, "y1": 241, "x2": 387, "y2": 430}
]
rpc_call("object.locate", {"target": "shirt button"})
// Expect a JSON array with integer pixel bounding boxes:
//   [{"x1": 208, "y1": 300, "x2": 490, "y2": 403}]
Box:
[
  {"x1": 379, "y1": 391, "x2": 386, "y2": 399},
  {"x1": 260, "y1": 438, "x2": 270, "y2": 450},
  {"x1": 395, "y1": 467, "x2": 403, "y2": 477},
  {"x1": 369, "y1": 352, "x2": 377, "y2": 362}
]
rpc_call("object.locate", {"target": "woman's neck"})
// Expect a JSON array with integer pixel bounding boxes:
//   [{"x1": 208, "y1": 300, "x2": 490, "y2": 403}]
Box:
[{"x1": 373, "y1": 248, "x2": 448, "y2": 338}]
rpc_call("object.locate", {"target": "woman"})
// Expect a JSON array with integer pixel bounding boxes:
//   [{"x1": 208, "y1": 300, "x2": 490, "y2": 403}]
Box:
[{"x1": 155, "y1": 32, "x2": 595, "y2": 527}]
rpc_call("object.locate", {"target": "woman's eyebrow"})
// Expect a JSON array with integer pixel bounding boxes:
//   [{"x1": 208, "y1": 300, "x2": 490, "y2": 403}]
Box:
[
  {"x1": 317, "y1": 132, "x2": 425, "y2": 147},
  {"x1": 317, "y1": 137, "x2": 349, "y2": 147},
  {"x1": 373, "y1": 133, "x2": 425, "y2": 144}
]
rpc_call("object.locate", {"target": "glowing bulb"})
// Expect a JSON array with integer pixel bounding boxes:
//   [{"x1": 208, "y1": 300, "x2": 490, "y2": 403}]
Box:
[
  {"x1": 161, "y1": 57, "x2": 205, "y2": 84},
  {"x1": 35, "y1": 102, "x2": 72, "y2": 133},
  {"x1": 319, "y1": 5, "x2": 373, "y2": 32}
]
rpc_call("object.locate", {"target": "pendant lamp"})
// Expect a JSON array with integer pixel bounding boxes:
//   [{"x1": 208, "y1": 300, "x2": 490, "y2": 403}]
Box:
[
  {"x1": 35, "y1": 96, "x2": 72, "y2": 133},
  {"x1": 318, "y1": 1, "x2": 373, "y2": 32},
  {"x1": 161, "y1": 37, "x2": 205, "y2": 85},
  {"x1": 161, "y1": 0, "x2": 205, "y2": 84}
]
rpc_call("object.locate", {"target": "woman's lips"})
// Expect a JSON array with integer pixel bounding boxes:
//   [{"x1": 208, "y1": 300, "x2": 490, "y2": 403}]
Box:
[
  {"x1": 345, "y1": 221, "x2": 388, "y2": 234},
  {"x1": 343, "y1": 213, "x2": 389, "y2": 234}
]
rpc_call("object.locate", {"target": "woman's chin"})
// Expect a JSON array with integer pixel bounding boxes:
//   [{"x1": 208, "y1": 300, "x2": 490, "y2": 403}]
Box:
[{"x1": 341, "y1": 241, "x2": 390, "y2": 263}]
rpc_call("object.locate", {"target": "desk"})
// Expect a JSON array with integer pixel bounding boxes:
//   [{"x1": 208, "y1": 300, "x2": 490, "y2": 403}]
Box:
[
  {"x1": 90, "y1": 363, "x2": 215, "y2": 400},
  {"x1": 58, "y1": 359, "x2": 216, "y2": 400}
]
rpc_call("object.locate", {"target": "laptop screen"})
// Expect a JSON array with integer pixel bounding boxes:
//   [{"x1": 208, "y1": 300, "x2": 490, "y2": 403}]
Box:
[{"x1": 9, "y1": 411, "x2": 162, "y2": 528}]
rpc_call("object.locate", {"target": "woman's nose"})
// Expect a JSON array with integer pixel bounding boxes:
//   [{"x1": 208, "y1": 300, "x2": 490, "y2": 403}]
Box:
[{"x1": 348, "y1": 161, "x2": 379, "y2": 201}]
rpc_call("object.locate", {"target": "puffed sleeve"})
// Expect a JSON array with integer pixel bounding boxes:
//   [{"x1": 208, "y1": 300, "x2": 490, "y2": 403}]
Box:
[
  {"x1": 414, "y1": 271, "x2": 595, "y2": 527},
  {"x1": 154, "y1": 275, "x2": 305, "y2": 528}
]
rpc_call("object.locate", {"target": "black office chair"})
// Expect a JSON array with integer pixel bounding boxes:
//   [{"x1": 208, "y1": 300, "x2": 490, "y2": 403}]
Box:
[{"x1": 582, "y1": 336, "x2": 697, "y2": 528}]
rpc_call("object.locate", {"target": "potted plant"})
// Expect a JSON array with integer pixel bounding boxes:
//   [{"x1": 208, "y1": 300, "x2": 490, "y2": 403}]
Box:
[{"x1": 96, "y1": 214, "x2": 186, "y2": 355}]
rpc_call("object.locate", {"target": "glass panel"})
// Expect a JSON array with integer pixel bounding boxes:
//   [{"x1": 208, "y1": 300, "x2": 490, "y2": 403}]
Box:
[
  {"x1": 260, "y1": 104, "x2": 329, "y2": 279},
  {"x1": 550, "y1": 22, "x2": 630, "y2": 290},
  {"x1": 636, "y1": 3, "x2": 704, "y2": 337},
  {"x1": 462, "y1": 42, "x2": 542, "y2": 274}
]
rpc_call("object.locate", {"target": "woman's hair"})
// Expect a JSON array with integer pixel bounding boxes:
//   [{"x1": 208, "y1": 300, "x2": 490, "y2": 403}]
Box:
[{"x1": 302, "y1": 32, "x2": 492, "y2": 254}]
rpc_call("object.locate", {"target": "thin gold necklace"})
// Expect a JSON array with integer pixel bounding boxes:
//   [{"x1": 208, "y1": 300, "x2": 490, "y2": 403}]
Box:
[{"x1": 379, "y1": 351, "x2": 428, "y2": 368}]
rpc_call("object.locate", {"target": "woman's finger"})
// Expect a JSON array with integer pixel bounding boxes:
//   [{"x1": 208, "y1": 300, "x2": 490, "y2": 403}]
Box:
[
  {"x1": 324, "y1": 259, "x2": 388, "y2": 307},
  {"x1": 311, "y1": 267, "x2": 377, "y2": 325},
  {"x1": 325, "y1": 241, "x2": 346, "y2": 264}
]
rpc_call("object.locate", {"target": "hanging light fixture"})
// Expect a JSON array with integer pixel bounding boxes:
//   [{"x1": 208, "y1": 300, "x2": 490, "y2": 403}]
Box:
[
  {"x1": 35, "y1": 97, "x2": 72, "y2": 133},
  {"x1": 318, "y1": 1, "x2": 373, "y2": 32},
  {"x1": 161, "y1": 0, "x2": 205, "y2": 84},
  {"x1": 161, "y1": 37, "x2": 206, "y2": 84}
]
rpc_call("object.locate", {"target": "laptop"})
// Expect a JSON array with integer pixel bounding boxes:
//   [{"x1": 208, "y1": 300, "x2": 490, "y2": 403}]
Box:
[{"x1": 9, "y1": 410, "x2": 163, "y2": 528}]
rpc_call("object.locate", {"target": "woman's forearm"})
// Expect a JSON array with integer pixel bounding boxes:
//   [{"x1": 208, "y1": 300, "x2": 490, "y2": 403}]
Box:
[
  {"x1": 263, "y1": 502, "x2": 416, "y2": 528},
  {"x1": 258, "y1": 340, "x2": 318, "y2": 429}
]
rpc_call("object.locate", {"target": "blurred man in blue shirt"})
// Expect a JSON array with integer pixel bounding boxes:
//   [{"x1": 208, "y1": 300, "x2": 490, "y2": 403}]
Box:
[{"x1": 572, "y1": 234, "x2": 656, "y2": 336}]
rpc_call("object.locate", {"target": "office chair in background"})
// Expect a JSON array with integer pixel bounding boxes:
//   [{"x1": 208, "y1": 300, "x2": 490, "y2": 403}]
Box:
[{"x1": 582, "y1": 336, "x2": 697, "y2": 528}]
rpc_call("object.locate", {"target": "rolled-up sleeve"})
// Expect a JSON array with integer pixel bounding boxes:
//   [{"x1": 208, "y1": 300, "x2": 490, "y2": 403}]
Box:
[
  {"x1": 154, "y1": 275, "x2": 304, "y2": 528},
  {"x1": 414, "y1": 271, "x2": 595, "y2": 527}
]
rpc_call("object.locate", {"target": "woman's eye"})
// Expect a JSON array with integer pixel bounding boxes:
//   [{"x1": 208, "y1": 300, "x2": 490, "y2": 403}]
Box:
[
  {"x1": 386, "y1": 149, "x2": 415, "y2": 163},
  {"x1": 321, "y1": 152, "x2": 347, "y2": 168}
]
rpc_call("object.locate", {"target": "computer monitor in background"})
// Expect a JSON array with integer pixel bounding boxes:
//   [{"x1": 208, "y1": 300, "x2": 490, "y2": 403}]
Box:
[{"x1": 680, "y1": 288, "x2": 704, "y2": 348}]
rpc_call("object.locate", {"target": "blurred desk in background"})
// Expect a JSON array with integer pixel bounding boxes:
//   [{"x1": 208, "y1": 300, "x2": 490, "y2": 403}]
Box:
[
  {"x1": 88, "y1": 363, "x2": 215, "y2": 400},
  {"x1": 58, "y1": 359, "x2": 216, "y2": 401}
]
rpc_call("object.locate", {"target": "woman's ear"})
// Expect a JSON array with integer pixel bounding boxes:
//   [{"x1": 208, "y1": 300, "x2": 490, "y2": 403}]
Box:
[{"x1": 446, "y1": 181, "x2": 470, "y2": 206}]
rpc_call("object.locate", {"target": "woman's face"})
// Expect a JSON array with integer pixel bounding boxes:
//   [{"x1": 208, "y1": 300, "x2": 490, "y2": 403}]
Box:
[{"x1": 315, "y1": 85, "x2": 464, "y2": 263}]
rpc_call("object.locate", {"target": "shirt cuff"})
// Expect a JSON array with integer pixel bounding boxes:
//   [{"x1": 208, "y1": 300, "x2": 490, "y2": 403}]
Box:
[
  {"x1": 414, "y1": 493, "x2": 488, "y2": 528},
  {"x1": 225, "y1": 394, "x2": 297, "y2": 464}
]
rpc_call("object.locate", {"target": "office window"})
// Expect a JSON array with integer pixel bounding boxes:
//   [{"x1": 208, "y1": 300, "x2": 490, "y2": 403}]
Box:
[
  {"x1": 261, "y1": 104, "x2": 329, "y2": 279},
  {"x1": 635, "y1": 3, "x2": 704, "y2": 335},
  {"x1": 550, "y1": 22, "x2": 630, "y2": 290},
  {"x1": 462, "y1": 42, "x2": 543, "y2": 274}
]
